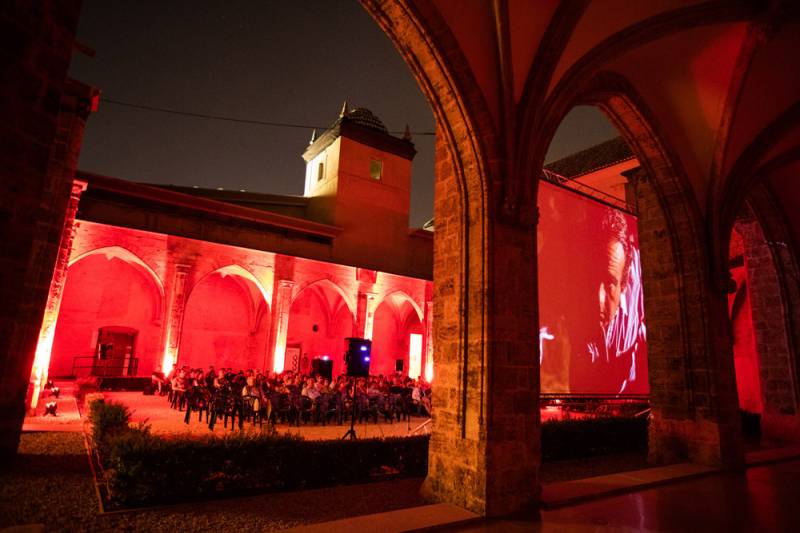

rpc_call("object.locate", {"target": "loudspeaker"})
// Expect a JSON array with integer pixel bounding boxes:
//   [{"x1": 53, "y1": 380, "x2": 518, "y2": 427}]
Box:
[
  {"x1": 395, "y1": 359, "x2": 404, "y2": 373},
  {"x1": 345, "y1": 337, "x2": 371, "y2": 377},
  {"x1": 311, "y1": 358, "x2": 333, "y2": 381}
]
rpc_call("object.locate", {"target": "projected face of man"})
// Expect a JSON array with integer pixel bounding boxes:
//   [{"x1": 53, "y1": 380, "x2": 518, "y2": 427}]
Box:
[{"x1": 598, "y1": 239, "x2": 626, "y2": 331}]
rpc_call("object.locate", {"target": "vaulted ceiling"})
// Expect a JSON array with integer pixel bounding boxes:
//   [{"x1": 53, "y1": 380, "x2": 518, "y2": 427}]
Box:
[{"x1": 373, "y1": 0, "x2": 799, "y2": 249}]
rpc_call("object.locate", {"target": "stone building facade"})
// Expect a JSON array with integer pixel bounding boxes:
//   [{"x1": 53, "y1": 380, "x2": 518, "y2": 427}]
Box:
[{"x1": 32, "y1": 106, "x2": 434, "y2": 399}]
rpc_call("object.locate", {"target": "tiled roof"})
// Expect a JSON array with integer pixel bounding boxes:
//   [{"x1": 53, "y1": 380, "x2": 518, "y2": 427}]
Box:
[
  {"x1": 347, "y1": 107, "x2": 388, "y2": 133},
  {"x1": 545, "y1": 136, "x2": 634, "y2": 178}
]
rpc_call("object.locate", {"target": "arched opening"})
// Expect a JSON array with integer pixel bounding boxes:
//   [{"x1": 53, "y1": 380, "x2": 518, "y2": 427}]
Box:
[
  {"x1": 50, "y1": 251, "x2": 163, "y2": 378},
  {"x1": 540, "y1": 106, "x2": 648, "y2": 400},
  {"x1": 728, "y1": 186, "x2": 800, "y2": 446},
  {"x1": 371, "y1": 292, "x2": 424, "y2": 378},
  {"x1": 286, "y1": 281, "x2": 355, "y2": 377},
  {"x1": 180, "y1": 268, "x2": 270, "y2": 371},
  {"x1": 534, "y1": 79, "x2": 738, "y2": 471}
]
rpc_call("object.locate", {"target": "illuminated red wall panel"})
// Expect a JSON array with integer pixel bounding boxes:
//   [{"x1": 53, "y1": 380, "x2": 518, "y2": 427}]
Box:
[
  {"x1": 728, "y1": 229, "x2": 762, "y2": 413},
  {"x1": 286, "y1": 285, "x2": 354, "y2": 376},
  {"x1": 44, "y1": 220, "x2": 432, "y2": 379},
  {"x1": 50, "y1": 254, "x2": 162, "y2": 377},
  {"x1": 371, "y1": 299, "x2": 423, "y2": 376},
  {"x1": 538, "y1": 181, "x2": 648, "y2": 396},
  {"x1": 180, "y1": 272, "x2": 269, "y2": 371}
]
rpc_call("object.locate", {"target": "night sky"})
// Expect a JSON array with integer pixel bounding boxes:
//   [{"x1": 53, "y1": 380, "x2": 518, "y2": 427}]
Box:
[{"x1": 69, "y1": 1, "x2": 618, "y2": 228}]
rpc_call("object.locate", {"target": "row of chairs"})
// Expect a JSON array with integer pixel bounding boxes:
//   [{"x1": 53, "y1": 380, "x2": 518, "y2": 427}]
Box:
[{"x1": 174, "y1": 386, "x2": 420, "y2": 430}]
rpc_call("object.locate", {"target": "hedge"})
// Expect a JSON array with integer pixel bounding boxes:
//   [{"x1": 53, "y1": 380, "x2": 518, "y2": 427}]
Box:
[
  {"x1": 101, "y1": 428, "x2": 429, "y2": 507},
  {"x1": 88, "y1": 401, "x2": 649, "y2": 507}
]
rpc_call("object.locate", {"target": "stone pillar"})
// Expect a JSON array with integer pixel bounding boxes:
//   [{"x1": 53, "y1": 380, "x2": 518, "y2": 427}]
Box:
[
  {"x1": 421, "y1": 130, "x2": 540, "y2": 517},
  {"x1": 269, "y1": 280, "x2": 295, "y2": 373},
  {"x1": 161, "y1": 263, "x2": 191, "y2": 371},
  {"x1": 0, "y1": 0, "x2": 88, "y2": 462},
  {"x1": 354, "y1": 291, "x2": 378, "y2": 339},
  {"x1": 634, "y1": 169, "x2": 743, "y2": 467},
  {"x1": 364, "y1": 293, "x2": 378, "y2": 340},
  {"x1": 29, "y1": 179, "x2": 88, "y2": 411}
]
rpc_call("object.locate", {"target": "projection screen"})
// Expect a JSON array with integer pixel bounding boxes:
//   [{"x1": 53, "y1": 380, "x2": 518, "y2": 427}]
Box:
[{"x1": 538, "y1": 180, "x2": 648, "y2": 396}]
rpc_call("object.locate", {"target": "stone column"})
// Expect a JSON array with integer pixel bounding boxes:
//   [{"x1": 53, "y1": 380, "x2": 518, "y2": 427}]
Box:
[
  {"x1": 28, "y1": 179, "x2": 88, "y2": 411},
  {"x1": 269, "y1": 280, "x2": 295, "y2": 373},
  {"x1": 161, "y1": 263, "x2": 191, "y2": 371},
  {"x1": 354, "y1": 291, "x2": 378, "y2": 340},
  {"x1": 421, "y1": 130, "x2": 540, "y2": 517},
  {"x1": 0, "y1": 2, "x2": 91, "y2": 461}
]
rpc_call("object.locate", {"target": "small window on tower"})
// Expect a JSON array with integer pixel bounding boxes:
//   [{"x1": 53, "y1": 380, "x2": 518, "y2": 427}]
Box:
[
  {"x1": 317, "y1": 162, "x2": 325, "y2": 182},
  {"x1": 370, "y1": 159, "x2": 382, "y2": 180}
]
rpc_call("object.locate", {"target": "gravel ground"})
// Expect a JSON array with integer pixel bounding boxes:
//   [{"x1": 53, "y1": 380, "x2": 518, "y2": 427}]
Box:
[{"x1": 0, "y1": 432, "x2": 426, "y2": 533}]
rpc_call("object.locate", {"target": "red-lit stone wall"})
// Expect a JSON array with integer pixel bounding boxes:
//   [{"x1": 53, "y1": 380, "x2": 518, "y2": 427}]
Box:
[
  {"x1": 48, "y1": 219, "x2": 432, "y2": 378},
  {"x1": 181, "y1": 272, "x2": 270, "y2": 372},
  {"x1": 728, "y1": 228, "x2": 762, "y2": 414},
  {"x1": 49, "y1": 254, "x2": 163, "y2": 377}
]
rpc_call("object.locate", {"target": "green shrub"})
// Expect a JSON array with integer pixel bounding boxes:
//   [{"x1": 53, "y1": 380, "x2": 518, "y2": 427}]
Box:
[
  {"x1": 102, "y1": 429, "x2": 429, "y2": 507},
  {"x1": 88, "y1": 399, "x2": 131, "y2": 454},
  {"x1": 541, "y1": 416, "x2": 648, "y2": 462}
]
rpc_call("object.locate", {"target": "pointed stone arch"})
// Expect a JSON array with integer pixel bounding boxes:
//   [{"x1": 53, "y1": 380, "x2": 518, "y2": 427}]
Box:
[
  {"x1": 69, "y1": 246, "x2": 165, "y2": 302},
  {"x1": 180, "y1": 264, "x2": 271, "y2": 370},
  {"x1": 291, "y1": 278, "x2": 356, "y2": 319}
]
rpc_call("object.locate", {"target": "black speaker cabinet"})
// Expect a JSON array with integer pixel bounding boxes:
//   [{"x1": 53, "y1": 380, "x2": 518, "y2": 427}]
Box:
[{"x1": 345, "y1": 337, "x2": 372, "y2": 377}]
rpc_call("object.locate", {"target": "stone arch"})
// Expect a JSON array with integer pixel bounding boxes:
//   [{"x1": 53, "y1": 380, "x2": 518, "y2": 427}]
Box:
[
  {"x1": 371, "y1": 290, "x2": 425, "y2": 377},
  {"x1": 291, "y1": 278, "x2": 356, "y2": 319},
  {"x1": 361, "y1": 1, "x2": 528, "y2": 516},
  {"x1": 50, "y1": 246, "x2": 165, "y2": 377},
  {"x1": 525, "y1": 69, "x2": 741, "y2": 466},
  {"x1": 372, "y1": 289, "x2": 424, "y2": 323},
  {"x1": 189, "y1": 264, "x2": 271, "y2": 329},
  {"x1": 287, "y1": 278, "x2": 355, "y2": 376},
  {"x1": 714, "y1": 102, "x2": 800, "y2": 275},
  {"x1": 736, "y1": 183, "x2": 800, "y2": 442},
  {"x1": 180, "y1": 264, "x2": 271, "y2": 370},
  {"x1": 69, "y1": 245, "x2": 165, "y2": 315}
]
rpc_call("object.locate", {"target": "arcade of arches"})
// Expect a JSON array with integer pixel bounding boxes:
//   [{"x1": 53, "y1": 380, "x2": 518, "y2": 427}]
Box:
[
  {"x1": 3, "y1": 0, "x2": 800, "y2": 519},
  {"x1": 42, "y1": 220, "x2": 432, "y2": 388}
]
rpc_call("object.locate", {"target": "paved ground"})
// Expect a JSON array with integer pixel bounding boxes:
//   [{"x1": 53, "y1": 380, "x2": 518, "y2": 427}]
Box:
[
  {"x1": 453, "y1": 459, "x2": 800, "y2": 532},
  {"x1": 22, "y1": 382, "x2": 83, "y2": 433}
]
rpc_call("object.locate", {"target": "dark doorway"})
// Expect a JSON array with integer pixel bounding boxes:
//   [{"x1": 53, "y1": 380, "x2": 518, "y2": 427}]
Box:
[{"x1": 93, "y1": 327, "x2": 137, "y2": 377}]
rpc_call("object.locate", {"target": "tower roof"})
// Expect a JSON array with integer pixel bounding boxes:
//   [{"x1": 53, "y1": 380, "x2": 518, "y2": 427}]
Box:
[
  {"x1": 345, "y1": 107, "x2": 389, "y2": 133},
  {"x1": 302, "y1": 103, "x2": 416, "y2": 162}
]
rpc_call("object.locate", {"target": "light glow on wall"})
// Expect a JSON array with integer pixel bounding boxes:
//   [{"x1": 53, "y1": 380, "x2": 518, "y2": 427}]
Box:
[
  {"x1": 30, "y1": 309, "x2": 59, "y2": 410},
  {"x1": 408, "y1": 333, "x2": 422, "y2": 379},
  {"x1": 424, "y1": 352, "x2": 434, "y2": 383},
  {"x1": 273, "y1": 342, "x2": 286, "y2": 373},
  {"x1": 161, "y1": 334, "x2": 177, "y2": 374}
]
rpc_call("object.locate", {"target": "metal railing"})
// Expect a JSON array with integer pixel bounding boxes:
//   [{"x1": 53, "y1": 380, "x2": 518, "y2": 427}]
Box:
[
  {"x1": 541, "y1": 169, "x2": 636, "y2": 214},
  {"x1": 70, "y1": 355, "x2": 139, "y2": 378}
]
